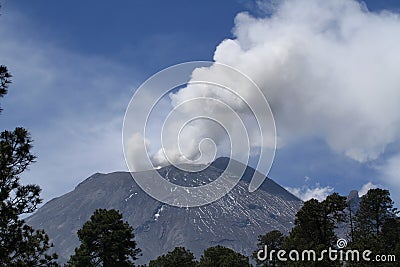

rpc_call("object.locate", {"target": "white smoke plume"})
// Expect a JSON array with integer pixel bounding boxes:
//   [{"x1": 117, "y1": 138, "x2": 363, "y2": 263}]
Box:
[
  {"x1": 158, "y1": 0, "x2": 400, "y2": 163},
  {"x1": 125, "y1": 0, "x2": 400, "y2": 199}
]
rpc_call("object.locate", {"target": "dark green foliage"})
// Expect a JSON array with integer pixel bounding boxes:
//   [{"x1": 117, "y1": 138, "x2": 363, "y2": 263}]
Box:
[
  {"x1": 320, "y1": 193, "x2": 347, "y2": 244},
  {"x1": 381, "y1": 217, "x2": 400, "y2": 250},
  {"x1": 0, "y1": 65, "x2": 12, "y2": 112},
  {"x1": 287, "y1": 198, "x2": 324, "y2": 248},
  {"x1": 1, "y1": 128, "x2": 36, "y2": 180},
  {"x1": 67, "y1": 209, "x2": 141, "y2": 267},
  {"x1": 252, "y1": 230, "x2": 284, "y2": 266},
  {"x1": 0, "y1": 59, "x2": 58, "y2": 265},
  {"x1": 354, "y1": 188, "x2": 397, "y2": 238},
  {"x1": 381, "y1": 217, "x2": 400, "y2": 264},
  {"x1": 286, "y1": 193, "x2": 347, "y2": 249},
  {"x1": 199, "y1": 245, "x2": 251, "y2": 267},
  {"x1": 5, "y1": 226, "x2": 58, "y2": 266},
  {"x1": 348, "y1": 188, "x2": 399, "y2": 266},
  {"x1": 281, "y1": 193, "x2": 346, "y2": 267},
  {"x1": 148, "y1": 247, "x2": 197, "y2": 267},
  {"x1": 251, "y1": 190, "x2": 399, "y2": 267}
]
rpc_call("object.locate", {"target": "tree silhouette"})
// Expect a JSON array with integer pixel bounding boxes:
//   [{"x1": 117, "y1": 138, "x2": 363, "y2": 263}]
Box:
[
  {"x1": 282, "y1": 193, "x2": 346, "y2": 267},
  {"x1": 199, "y1": 245, "x2": 251, "y2": 267},
  {"x1": 253, "y1": 230, "x2": 284, "y2": 266},
  {"x1": 67, "y1": 209, "x2": 141, "y2": 267},
  {"x1": 348, "y1": 188, "x2": 398, "y2": 267},
  {"x1": 148, "y1": 247, "x2": 197, "y2": 267},
  {"x1": 0, "y1": 63, "x2": 58, "y2": 264}
]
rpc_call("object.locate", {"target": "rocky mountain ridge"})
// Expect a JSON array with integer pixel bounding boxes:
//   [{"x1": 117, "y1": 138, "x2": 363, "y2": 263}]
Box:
[{"x1": 27, "y1": 158, "x2": 303, "y2": 265}]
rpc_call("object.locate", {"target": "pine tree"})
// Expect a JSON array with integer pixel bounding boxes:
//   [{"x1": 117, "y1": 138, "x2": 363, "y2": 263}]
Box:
[
  {"x1": 348, "y1": 188, "x2": 398, "y2": 267},
  {"x1": 199, "y1": 245, "x2": 251, "y2": 267},
  {"x1": 252, "y1": 230, "x2": 284, "y2": 266},
  {"x1": 282, "y1": 193, "x2": 346, "y2": 267},
  {"x1": 320, "y1": 193, "x2": 347, "y2": 245},
  {"x1": 148, "y1": 247, "x2": 197, "y2": 267},
  {"x1": 286, "y1": 194, "x2": 346, "y2": 249},
  {"x1": 381, "y1": 217, "x2": 400, "y2": 264},
  {"x1": 0, "y1": 63, "x2": 59, "y2": 265},
  {"x1": 354, "y1": 188, "x2": 397, "y2": 238},
  {"x1": 0, "y1": 65, "x2": 11, "y2": 112},
  {"x1": 67, "y1": 209, "x2": 141, "y2": 267}
]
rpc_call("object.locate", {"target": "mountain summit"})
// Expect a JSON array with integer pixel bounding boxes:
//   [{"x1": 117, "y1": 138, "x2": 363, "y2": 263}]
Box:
[{"x1": 27, "y1": 158, "x2": 302, "y2": 264}]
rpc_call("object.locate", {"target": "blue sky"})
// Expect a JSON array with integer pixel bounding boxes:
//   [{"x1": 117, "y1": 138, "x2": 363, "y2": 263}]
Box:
[{"x1": 1, "y1": 0, "x2": 400, "y2": 207}]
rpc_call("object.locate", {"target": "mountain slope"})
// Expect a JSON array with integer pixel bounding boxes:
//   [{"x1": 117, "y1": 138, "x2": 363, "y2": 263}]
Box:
[{"x1": 26, "y1": 158, "x2": 302, "y2": 265}]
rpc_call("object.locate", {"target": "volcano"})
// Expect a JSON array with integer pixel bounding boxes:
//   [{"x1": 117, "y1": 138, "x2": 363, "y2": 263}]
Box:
[{"x1": 26, "y1": 157, "x2": 302, "y2": 264}]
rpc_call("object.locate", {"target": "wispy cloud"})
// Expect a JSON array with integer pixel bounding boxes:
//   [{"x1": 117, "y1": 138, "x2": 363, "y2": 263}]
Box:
[
  {"x1": 0, "y1": 9, "x2": 136, "y2": 202},
  {"x1": 285, "y1": 183, "x2": 334, "y2": 202}
]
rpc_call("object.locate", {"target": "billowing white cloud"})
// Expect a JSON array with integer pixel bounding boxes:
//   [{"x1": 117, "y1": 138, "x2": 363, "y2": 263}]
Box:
[
  {"x1": 285, "y1": 183, "x2": 334, "y2": 201},
  {"x1": 137, "y1": 63, "x2": 276, "y2": 171},
  {"x1": 212, "y1": 0, "x2": 400, "y2": 163},
  {"x1": 142, "y1": 0, "x2": 400, "y2": 196}
]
